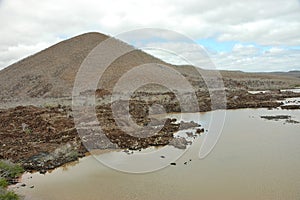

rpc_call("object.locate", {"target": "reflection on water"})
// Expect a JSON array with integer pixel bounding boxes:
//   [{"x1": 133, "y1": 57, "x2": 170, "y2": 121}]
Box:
[
  {"x1": 12, "y1": 109, "x2": 300, "y2": 200},
  {"x1": 248, "y1": 90, "x2": 270, "y2": 94},
  {"x1": 248, "y1": 88, "x2": 300, "y2": 94},
  {"x1": 281, "y1": 88, "x2": 300, "y2": 93},
  {"x1": 280, "y1": 97, "x2": 300, "y2": 106}
]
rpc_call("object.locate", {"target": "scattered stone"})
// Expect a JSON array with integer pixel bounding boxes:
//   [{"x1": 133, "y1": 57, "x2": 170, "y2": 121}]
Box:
[
  {"x1": 179, "y1": 121, "x2": 201, "y2": 130},
  {"x1": 285, "y1": 119, "x2": 300, "y2": 124},
  {"x1": 261, "y1": 115, "x2": 300, "y2": 124},
  {"x1": 170, "y1": 118, "x2": 177, "y2": 123},
  {"x1": 160, "y1": 156, "x2": 165, "y2": 158},
  {"x1": 123, "y1": 149, "x2": 130, "y2": 153},
  {"x1": 170, "y1": 162, "x2": 176, "y2": 166},
  {"x1": 169, "y1": 137, "x2": 191, "y2": 149},
  {"x1": 21, "y1": 123, "x2": 29, "y2": 131},
  {"x1": 186, "y1": 132, "x2": 194, "y2": 137},
  {"x1": 281, "y1": 105, "x2": 300, "y2": 110},
  {"x1": 261, "y1": 115, "x2": 291, "y2": 120},
  {"x1": 20, "y1": 183, "x2": 26, "y2": 187},
  {"x1": 196, "y1": 128, "x2": 204, "y2": 134},
  {"x1": 30, "y1": 185, "x2": 34, "y2": 189}
]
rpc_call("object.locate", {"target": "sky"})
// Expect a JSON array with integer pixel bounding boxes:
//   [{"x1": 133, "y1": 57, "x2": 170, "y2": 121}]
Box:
[{"x1": 0, "y1": 0, "x2": 300, "y2": 72}]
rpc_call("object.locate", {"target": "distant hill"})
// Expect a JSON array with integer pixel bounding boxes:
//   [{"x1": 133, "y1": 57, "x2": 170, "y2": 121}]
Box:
[{"x1": 269, "y1": 71, "x2": 300, "y2": 79}]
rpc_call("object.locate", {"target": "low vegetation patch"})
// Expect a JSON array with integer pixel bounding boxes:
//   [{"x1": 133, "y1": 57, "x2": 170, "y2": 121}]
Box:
[
  {"x1": 0, "y1": 178, "x2": 8, "y2": 188},
  {"x1": 0, "y1": 189, "x2": 20, "y2": 200},
  {"x1": 0, "y1": 160, "x2": 24, "y2": 182},
  {"x1": 0, "y1": 160, "x2": 24, "y2": 200}
]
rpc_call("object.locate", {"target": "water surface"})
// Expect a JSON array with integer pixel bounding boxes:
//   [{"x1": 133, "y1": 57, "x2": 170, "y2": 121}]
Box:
[{"x1": 13, "y1": 108, "x2": 300, "y2": 200}]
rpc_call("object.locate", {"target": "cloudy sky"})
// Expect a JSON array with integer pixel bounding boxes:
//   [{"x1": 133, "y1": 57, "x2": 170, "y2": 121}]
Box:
[{"x1": 0, "y1": 0, "x2": 300, "y2": 72}]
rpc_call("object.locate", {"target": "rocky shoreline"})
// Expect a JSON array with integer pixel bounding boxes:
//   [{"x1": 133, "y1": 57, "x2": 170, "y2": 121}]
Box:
[
  {"x1": 0, "y1": 89, "x2": 300, "y2": 175},
  {"x1": 0, "y1": 103, "x2": 202, "y2": 173}
]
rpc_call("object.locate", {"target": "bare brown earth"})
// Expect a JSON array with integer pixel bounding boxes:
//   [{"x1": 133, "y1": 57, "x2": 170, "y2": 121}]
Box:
[
  {"x1": 0, "y1": 32, "x2": 300, "y2": 173},
  {"x1": 0, "y1": 103, "x2": 201, "y2": 172}
]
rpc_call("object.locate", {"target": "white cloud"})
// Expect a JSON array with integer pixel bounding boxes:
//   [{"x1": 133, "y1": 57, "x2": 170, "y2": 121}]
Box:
[
  {"x1": 266, "y1": 47, "x2": 285, "y2": 54},
  {"x1": 0, "y1": 41, "x2": 59, "y2": 67},
  {"x1": 0, "y1": 0, "x2": 300, "y2": 71},
  {"x1": 142, "y1": 41, "x2": 215, "y2": 69},
  {"x1": 142, "y1": 41, "x2": 300, "y2": 72},
  {"x1": 232, "y1": 44, "x2": 259, "y2": 55},
  {"x1": 211, "y1": 46, "x2": 300, "y2": 72}
]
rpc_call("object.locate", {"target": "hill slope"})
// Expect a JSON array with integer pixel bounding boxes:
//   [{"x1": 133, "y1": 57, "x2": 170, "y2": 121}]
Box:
[
  {"x1": 0, "y1": 32, "x2": 299, "y2": 103},
  {"x1": 0, "y1": 32, "x2": 167, "y2": 101},
  {"x1": 0, "y1": 32, "x2": 108, "y2": 99}
]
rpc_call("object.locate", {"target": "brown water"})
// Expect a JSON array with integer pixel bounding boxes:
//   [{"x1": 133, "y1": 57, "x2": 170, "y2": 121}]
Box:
[{"x1": 12, "y1": 108, "x2": 300, "y2": 200}]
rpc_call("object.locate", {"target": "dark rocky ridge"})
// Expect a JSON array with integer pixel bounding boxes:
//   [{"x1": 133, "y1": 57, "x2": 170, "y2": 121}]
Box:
[{"x1": 0, "y1": 103, "x2": 202, "y2": 172}]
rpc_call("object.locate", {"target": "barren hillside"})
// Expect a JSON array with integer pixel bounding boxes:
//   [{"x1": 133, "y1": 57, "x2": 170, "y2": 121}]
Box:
[
  {"x1": 0, "y1": 32, "x2": 167, "y2": 101},
  {"x1": 0, "y1": 32, "x2": 299, "y2": 104}
]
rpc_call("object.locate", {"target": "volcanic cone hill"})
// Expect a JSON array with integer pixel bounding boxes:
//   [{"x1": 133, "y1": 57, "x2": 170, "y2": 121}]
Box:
[
  {"x1": 0, "y1": 31, "x2": 299, "y2": 106},
  {"x1": 0, "y1": 32, "x2": 169, "y2": 102}
]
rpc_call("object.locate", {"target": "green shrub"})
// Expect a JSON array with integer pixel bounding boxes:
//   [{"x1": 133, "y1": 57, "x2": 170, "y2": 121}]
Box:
[
  {"x1": 24, "y1": 128, "x2": 32, "y2": 134},
  {"x1": 0, "y1": 190, "x2": 19, "y2": 200},
  {"x1": 0, "y1": 160, "x2": 24, "y2": 180},
  {"x1": 0, "y1": 161, "x2": 23, "y2": 200},
  {"x1": 0, "y1": 178, "x2": 8, "y2": 188},
  {"x1": 67, "y1": 150, "x2": 79, "y2": 160},
  {"x1": 43, "y1": 102, "x2": 57, "y2": 109}
]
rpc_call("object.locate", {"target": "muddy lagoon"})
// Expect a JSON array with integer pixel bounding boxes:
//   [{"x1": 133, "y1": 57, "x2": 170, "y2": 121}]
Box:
[{"x1": 11, "y1": 108, "x2": 300, "y2": 200}]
